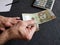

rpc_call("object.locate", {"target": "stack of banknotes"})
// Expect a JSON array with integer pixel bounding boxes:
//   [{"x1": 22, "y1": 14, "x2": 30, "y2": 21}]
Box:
[
  {"x1": 22, "y1": 0, "x2": 56, "y2": 31},
  {"x1": 33, "y1": 0, "x2": 55, "y2": 10}
]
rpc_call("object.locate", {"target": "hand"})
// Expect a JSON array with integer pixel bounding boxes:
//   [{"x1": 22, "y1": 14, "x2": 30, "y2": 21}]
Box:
[
  {"x1": 0, "y1": 16, "x2": 20, "y2": 31},
  {"x1": 0, "y1": 20, "x2": 36, "y2": 45},
  {"x1": 8, "y1": 20, "x2": 37, "y2": 40}
]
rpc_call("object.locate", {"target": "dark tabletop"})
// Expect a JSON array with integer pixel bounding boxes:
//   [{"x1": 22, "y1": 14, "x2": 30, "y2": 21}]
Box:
[{"x1": 0, "y1": 0, "x2": 60, "y2": 45}]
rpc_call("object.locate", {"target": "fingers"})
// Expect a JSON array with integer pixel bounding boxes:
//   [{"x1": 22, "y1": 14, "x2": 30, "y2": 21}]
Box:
[
  {"x1": 9, "y1": 17, "x2": 20, "y2": 24},
  {"x1": 30, "y1": 24, "x2": 37, "y2": 31},
  {"x1": 27, "y1": 24, "x2": 37, "y2": 32},
  {"x1": 5, "y1": 22, "x2": 13, "y2": 27},
  {"x1": 16, "y1": 20, "x2": 35, "y2": 28},
  {"x1": 12, "y1": 17, "x2": 20, "y2": 20},
  {"x1": 25, "y1": 20, "x2": 35, "y2": 26},
  {"x1": 10, "y1": 20, "x2": 20, "y2": 25},
  {"x1": 5, "y1": 17, "x2": 20, "y2": 26},
  {"x1": 7, "y1": 17, "x2": 20, "y2": 20},
  {"x1": 6, "y1": 20, "x2": 36, "y2": 40},
  {"x1": 24, "y1": 24, "x2": 37, "y2": 40},
  {"x1": 0, "y1": 28, "x2": 5, "y2": 31},
  {"x1": 0, "y1": 16, "x2": 21, "y2": 31}
]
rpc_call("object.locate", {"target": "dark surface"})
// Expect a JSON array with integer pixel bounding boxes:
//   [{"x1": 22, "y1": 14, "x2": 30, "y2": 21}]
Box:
[{"x1": 0, "y1": 0, "x2": 60, "y2": 45}]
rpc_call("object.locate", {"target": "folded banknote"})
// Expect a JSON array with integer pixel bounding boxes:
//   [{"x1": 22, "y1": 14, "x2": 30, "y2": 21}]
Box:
[
  {"x1": 33, "y1": 0, "x2": 55, "y2": 10},
  {"x1": 22, "y1": 9, "x2": 56, "y2": 24}
]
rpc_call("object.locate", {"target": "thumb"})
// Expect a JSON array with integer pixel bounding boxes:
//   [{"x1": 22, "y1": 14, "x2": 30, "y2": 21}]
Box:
[{"x1": 26, "y1": 20, "x2": 35, "y2": 26}]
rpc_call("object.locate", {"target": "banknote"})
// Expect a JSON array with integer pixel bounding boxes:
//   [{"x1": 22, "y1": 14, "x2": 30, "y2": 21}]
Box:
[
  {"x1": 33, "y1": 0, "x2": 55, "y2": 10},
  {"x1": 22, "y1": 9, "x2": 56, "y2": 31},
  {"x1": 22, "y1": 13, "x2": 40, "y2": 31},
  {"x1": 22, "y1": 9, "x2": 56, "y2": 24}
]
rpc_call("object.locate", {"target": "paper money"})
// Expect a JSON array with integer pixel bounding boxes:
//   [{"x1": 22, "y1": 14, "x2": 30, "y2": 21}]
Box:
[
  {"x1": 33, "y1": 0, "x2": 55, "y2": 10},
  {"x1": 22, "y1": 13, "x2": 40, "y2": 31},
  {"x1": 22, "y1": 9, "x2": 56, "y2": 24},
  {"x1": 22, "y1": 9, "x2": 56, "y2": 31}
]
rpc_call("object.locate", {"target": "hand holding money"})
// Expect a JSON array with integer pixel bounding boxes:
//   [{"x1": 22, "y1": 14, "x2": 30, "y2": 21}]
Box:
[
  {"x1": 0, "y1": 17, "x2": 37, "y2": 45},
  {"x1": 22, "y1": 9, "x2": 56, "y2": 31},
  {"x1": 8, "y1": 20, "x2": 37, "y2": 40}
]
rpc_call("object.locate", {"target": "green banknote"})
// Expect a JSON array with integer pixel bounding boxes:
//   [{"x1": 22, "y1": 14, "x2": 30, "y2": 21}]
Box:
[
  {"x1": 22, "y1": 9, "x2": 56, "y2": 24},
  {"x1": 33, "y1": 0, "x2": 55, "y2": 10}
]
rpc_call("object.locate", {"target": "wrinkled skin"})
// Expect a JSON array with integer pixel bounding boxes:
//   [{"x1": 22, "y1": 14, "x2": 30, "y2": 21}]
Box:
[
  {"x1": 0, "y1": 16, "x2": 20, "y2": 31},
  {"x1": 8, "y1": 20, "x2": 37, "y2": 40},
  {"x1": 0, "y1": 16, "x2": 37, "y2": 45}
]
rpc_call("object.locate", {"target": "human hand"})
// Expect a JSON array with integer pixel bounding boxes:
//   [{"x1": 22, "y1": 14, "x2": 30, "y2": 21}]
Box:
[
  {"x1": 0, "y1": 16, "x2": 20, "y2": 31},
  {"x1": 8, "y1": 20, "x2": 37, "y2": 40},
  {"x1": 0, "y1": 20, "x2": 36, "y2": 45}
]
